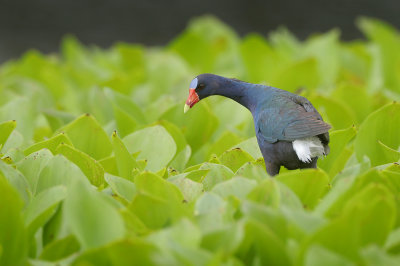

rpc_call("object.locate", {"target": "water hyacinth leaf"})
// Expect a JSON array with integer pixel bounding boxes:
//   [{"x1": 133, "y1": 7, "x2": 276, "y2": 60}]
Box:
[
  {"x1": 129, "y1": 172, "x2": 187, "y2": 229},
  {"x1": 276, "y1": 169, "x2": 329, "y2": 209},
  {"x1": 36, "y1": 154, "x2": 89, "y2": 195},
  {"x1": 64, "y1": 179, "x2": 126, "y2": 250},
  {"x1": 55, "y1": 143, "x2": 105, "y2": 187},
  {"x1": 0, "y1": 173, "x2": 28, "y2": 265},
  {"x1": 0, "y1": 120, "x2": 16, "y2": 151},
  {"x1": 199, "y1": 163, "x2": 234, "y2": 190},
  {"x1": 304, "y1": 244, "x2": 355, "y2": 266},
  {"x1": 24, "y1": 186, "x2": 67, "y2": 238},
  {"x1": 111, "y1": 131, "x2": 138, "y2": 180},
  {"x1": 318, "y1": 126, "x2": 357, "y2": 177},
  {"x1": 24, "y1": 132, "x2": 73, "y2": 156},
  {"x1": 247, "y1": 178, "x2": 280, "y2": 208},
  {"x1": 212, "y1": 177, "x2": 257, "y2": 200},
  {"x1": 219, "y1": 148, "x2": 254, "y2": 173},
  {"x1": 123, "y1": 125, "x2": 177, "y2": 172},
  {"x1": 71, "y1": 239, "x2": 157, "y2": 266},
  {"x1": 355, "y1": 103, "x2": 400, "y2": 166},
  {"x1": 105, "y1": 173, "x2": 136, "y2": 202},
  {"x1": 232, "y1": 137, "x2": 263, "y2": 160},
  {"x1": 160, "y1": 102, "x2": 218, "y2": 153},
  {"x1": 207, "y1": 131, "x2": 243, "y2": 158},
  {"x1": 39, "y1": 235, "x2": 80, "y2": 262},
  {"x1": 0, "y1": 160, "x2": 31, "y2": 204},
  {"x1": 16, "y1": 149, "x2": 53, "y2": 194},
  {"x1": 59, "y1": 114, "x2": 112, "y2": 160},
  {"x1": 237, "y1": 219, "x2": 291, "y2": 266},
  {"x1": 303, "y1": 184, "x2": 396, "y2": 261},
  {"x1": 308, "y1": 95, "x2": 356, "y2": 130},
  {"x1": 168, "y1": 174, "x2": 204, "y2": 202}
]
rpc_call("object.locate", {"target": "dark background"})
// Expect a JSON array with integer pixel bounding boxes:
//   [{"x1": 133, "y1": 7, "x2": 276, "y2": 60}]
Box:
[{"x1": 0, "y1": 0, "x2": 399, "y2": 63}]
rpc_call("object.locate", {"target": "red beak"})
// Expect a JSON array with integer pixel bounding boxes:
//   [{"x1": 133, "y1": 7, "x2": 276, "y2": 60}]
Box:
[{"x1": 184, "y1": 89, "x2": 199, "y2": 113}]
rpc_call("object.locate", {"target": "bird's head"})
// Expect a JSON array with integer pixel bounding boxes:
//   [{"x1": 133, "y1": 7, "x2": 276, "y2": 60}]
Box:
[{"x1": 184, "y1": 74, "x2": 221, "y2": 113}]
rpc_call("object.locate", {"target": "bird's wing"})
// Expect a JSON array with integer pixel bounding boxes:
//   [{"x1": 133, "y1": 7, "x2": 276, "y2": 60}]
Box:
[{"x1": 256, "y1": 97, "x2": 331, "y2": 143}]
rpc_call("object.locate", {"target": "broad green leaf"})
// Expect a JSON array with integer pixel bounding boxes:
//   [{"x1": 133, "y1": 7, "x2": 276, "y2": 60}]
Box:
[
  {"x1": 64, "y1": 179, "x2": 126, "y2": 249},
  {"x1": 160, "y1": 102, "x2": 218, "y2": 153},
  {"x1": 361, "y1": 245, "x2": 400, "y2": 266},
  {"x1": 17, "y1": 149, "x2": 53, "y2": 194},
  {"x1": 71, "y1": 239, "x2": 156, "y2": 266},
  {"x1": 207, "y1": 131, "x2": 243, "y2": 158},
  {"x1": 36, "y1": 154, "x2": 89, "y2": 194},
  {"x1": 302, "y1": 184, "x2": 396, "y2": 261},
  {"x1": 0, "y1": 160, "x2": 31, "y2": 204},
  {"x1": 318, "y1": 127, "x2": 357, "y2": 177},
  {"x1": 304, "y1": 244, "x2": 355, "y2": 266},
  {"x1": 129, "y1": 172, "x2": 186, "y2": 229},
  {"x1": 308, "y1": 94, "x2": 356, "y2": 130},
  {"x1": 105, "y1": 173, "x2": 136, "y2": 202},
  {"x1": 199, "y1": 163, "x2": 234, "y2": 190},
  {"x1": 0, "y1": 173, "x2": 27, "y2": 265},
  {"x1": 59, "y1": 114, "x2": 112, "y2": 160},
  {"x1": 232, "y1": 137, "x2": 262, "y2": 160},
  {"x1": 168, "y1": 175, "x2": 204, "y2": 202},
  {"x1": 0, "y1": 120, "x2": 16, "y2": 151},
  {"x1": 237, "y1": 219, "x2": 291, "y2": 266},
  {"x1": 111, "y1": 131, "x2": 138, "y2": 180},
  {"x1": 277, "y1": 169, "x2": 330, "y2": 209},
  {"x1": 219, "y1": 148, "x2": 254, "y2": 173},
  {"x1": 56, "y1": 143, "x2": 105, "y2": 187},
  {"x1": 24, "y1": 132, "x2": 73, "y2": 156},
  {"x1": 123, "y1": 125, "x2": 177, "y2": 172},
  {"x1": 212, "y1": 177, "x2": 257, "y2": 200},
  {"x1": 247, "y1": 178, "x2": 280, "y2": 208},
  {"x1": 355, "y1": 103, "x2": 400, "y2": 166},
  {"x1": 40, "y1": 235, "x2": 80, "y2": 262}
]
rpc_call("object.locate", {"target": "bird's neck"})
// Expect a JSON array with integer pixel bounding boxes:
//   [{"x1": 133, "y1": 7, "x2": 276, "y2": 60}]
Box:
[{"x1": 215, "y1": 79, "x2": 270, "y2": 113}]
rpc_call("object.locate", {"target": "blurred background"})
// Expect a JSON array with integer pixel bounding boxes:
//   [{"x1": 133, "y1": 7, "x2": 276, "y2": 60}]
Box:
[{"x1": 1, "y1": 0, "x2": 399, "y2": 63}]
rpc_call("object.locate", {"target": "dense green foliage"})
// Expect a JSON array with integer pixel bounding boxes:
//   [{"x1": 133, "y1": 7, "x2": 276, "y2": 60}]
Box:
[{"x1": 1, "y1": 16, "x2": 400, "y2": 265}]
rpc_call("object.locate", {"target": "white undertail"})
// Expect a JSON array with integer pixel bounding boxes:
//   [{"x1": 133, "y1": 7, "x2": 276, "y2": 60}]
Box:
[{"x1": 292, "y1": 137, "x2": 326, "y2": 163}]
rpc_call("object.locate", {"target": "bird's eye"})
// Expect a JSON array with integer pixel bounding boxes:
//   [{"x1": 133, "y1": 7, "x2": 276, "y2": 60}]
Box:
[{"x1": 197, "y1": 83, "x2": 205, "y2": 90}]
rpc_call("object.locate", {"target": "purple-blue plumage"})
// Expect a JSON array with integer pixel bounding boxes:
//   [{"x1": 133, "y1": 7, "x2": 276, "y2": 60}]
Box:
[{"x1": 185, "y1": 74, "x2": 331, "y2": 176}]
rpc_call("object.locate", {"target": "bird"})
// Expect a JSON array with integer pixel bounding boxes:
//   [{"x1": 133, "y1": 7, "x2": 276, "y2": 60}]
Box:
[{"x1": 184, "y1": 74, "x2": 331, "y2": 176}]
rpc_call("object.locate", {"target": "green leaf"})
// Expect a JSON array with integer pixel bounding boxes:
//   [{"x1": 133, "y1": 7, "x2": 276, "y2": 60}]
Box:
[
  {"x1": 129, "y1": 172, "x2": 186, "y2": 229},
  {"x1": 36, "y1": 154, "x2": 89, "y2": 194},
  {"x1": 199, "y1": 163, "x2": 234, "y2": 191},
  {"x1": 105, "y1": 173, "x2": 136, "y2": 202},
  {"x1": 212, "y1": 177, "x2": 257, "y2": 200},
  {"x1": 24, "y1": 186, "x2": 67, "y2": 238},
  {"x1": 355, "y1": 103, "x2": 400, "y2": 166},
  {"x1": 56, "y1": 143, "x2": 105, "y2": 187},
  {"x1": 308, "y1": 94, "x2": 356, "y2": 130},
  {"x1": 71, "y1": 239, "x2": 156, "y2": 266},
  {"x1": 16, "y1": 149, "x2": 53, "y2": 195},
  {"x1": 0, "y1": 120, "x2": 16, "y2": 151},
  {"x1": 123, "y1": 125, "x2": 177, "y2": 172},
  {"x1": 318, "y1": 127, "x2": 357, "y2": 177},
  {"x1": 64, "y1": 178, "x2": 126, "y2": 250},
  {"x1": 24, "y1": 132, "x2": 73, "y2": 156},
  {"x1": 0, "y1": 172, "x2": 27, "y2": 265},
  {"x1": 276, "y1": 169, "x2": 330, "y2": 209},
  {"x1": 219, "y1": 148, "x2": 254, "y2": 173},
  {"x1": 59, "y1": 114, "x2": 112, "y2": 160},
  {"x1": 160, "y1": 102, "x2": 218, "y2": 153},
  {"x1": 304, "y1": 244, "x2": 355, "y2": 266},
  {"x1": 232, "y1": 137, "x2": 262, "y2": 160},
  {"x1": 247, "y1": 178, "x2": 280, "y2": 208},
  {"x1": 40, "y1": 235, "x2": 80, "y2": 262},
  {"x1": 302, "y1": 183, "x2": 396, "y2": 261},
  {"x1": 111, "y1": 131, "x2": 138, "y2": 180}
]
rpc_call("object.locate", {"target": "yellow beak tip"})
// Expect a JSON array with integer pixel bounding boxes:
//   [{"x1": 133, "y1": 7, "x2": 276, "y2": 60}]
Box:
[{"x1": 184, "y1": 104, "x2": 190, "y2": 113}]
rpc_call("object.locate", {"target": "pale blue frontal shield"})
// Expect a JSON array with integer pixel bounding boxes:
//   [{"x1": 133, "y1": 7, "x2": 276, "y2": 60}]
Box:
[{"x1": 190, "y1": 78, "x2": 198, "y2": 89}]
